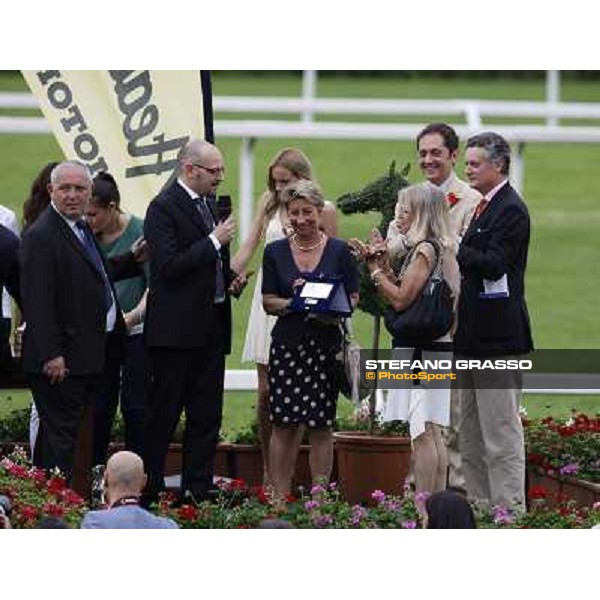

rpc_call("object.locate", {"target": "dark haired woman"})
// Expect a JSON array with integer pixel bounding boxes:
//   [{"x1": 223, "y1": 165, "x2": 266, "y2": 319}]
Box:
[
  {"x1": 425, "y1": 490, "x2": 476, "y2": 529},
  {"x1": 22, "y1": 161, "x2": 60, "y2": 231},
  {"x1": 86, "y1": 172, "x2": 149, "y2": 465}
]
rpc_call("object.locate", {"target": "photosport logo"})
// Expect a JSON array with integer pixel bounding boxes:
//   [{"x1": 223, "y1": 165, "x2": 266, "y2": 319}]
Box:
[{"x1": 360, "y1": 350, "x2": 600, "y2": 391}]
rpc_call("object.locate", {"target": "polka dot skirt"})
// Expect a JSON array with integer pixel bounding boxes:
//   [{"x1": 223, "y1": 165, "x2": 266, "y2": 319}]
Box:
[{"x1": 268, "y1": 336, "x2": 338, "y2": 430}]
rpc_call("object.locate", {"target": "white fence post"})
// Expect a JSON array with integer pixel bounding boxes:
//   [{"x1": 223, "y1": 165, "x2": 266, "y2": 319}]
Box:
[
  {"x1": 302, "y1": 70, "x2": 317, "y2": 123},
  {"x1": 239, "y1": 137, "x2": 255, "y2": 244},
  {"x1": 511, "y1": 142, "x2": 526, "y2": 195},
  {"x1": 546, "y1": 70, "x2": 560, "y2": 127}
]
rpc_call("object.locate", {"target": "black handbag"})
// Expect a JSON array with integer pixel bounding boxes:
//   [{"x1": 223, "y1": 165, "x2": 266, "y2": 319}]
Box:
[{"x1": 383, "y1": 240, "x2": 454, "y2": 347}]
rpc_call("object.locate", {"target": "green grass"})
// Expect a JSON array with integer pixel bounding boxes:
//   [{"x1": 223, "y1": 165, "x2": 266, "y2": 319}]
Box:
[
  {"x1": 1, "y1": 71, "x2": 599, "y2": 430},
  {"x1": 1, "y1": 389, "x2": 598, "y2": 439}
]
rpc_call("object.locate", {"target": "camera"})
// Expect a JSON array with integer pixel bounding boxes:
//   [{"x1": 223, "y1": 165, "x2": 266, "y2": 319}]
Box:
[
  {"x1": 0, "y1": 495, "x2": 12, "y2": 517},
  {"x1": 0, "y1": 495, "x2": 12, "y2": 528}
]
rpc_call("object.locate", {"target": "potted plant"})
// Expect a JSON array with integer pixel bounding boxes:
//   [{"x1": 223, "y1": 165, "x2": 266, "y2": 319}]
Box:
[{"x1": 333, "y1": 162, "x2": 413, "y2": 504}]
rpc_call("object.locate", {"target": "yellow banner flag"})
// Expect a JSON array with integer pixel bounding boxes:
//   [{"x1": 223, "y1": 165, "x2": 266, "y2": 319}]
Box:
[{"x1": 22, "y1": 70, "x2": 211, "y2": 216}]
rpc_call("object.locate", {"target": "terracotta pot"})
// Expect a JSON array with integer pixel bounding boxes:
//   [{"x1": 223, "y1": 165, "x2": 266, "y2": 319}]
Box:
[
  {"x1": 527, "y1": 466, "x2": 600, "y2": 507},
  {"x1": 333, "y1": 431, "x2": 412, "y2": 505},
  {"x1": 226, "y1": 444, "x2": 264, "y2": 486}
]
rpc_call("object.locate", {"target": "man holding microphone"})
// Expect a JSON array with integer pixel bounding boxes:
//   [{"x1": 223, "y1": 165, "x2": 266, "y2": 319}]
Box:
[{"x1": 142, "y1": 139, "x2": 247, "y2": 506}]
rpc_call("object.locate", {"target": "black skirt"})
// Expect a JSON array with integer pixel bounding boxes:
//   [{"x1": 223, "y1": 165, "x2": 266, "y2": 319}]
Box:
[{"x1": 268, "y1": 335, "x2": 339, "y2": 430}]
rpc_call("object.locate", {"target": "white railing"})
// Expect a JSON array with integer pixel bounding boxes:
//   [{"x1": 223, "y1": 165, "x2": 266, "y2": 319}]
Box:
[{"x1": 4, "y1": 91, "x2": 600, "y2": 241}]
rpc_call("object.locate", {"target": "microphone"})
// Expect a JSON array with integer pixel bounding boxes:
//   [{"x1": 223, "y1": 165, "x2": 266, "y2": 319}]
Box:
[{"x1": 217, "y1": 195, "x2": 232, "y2": 223}]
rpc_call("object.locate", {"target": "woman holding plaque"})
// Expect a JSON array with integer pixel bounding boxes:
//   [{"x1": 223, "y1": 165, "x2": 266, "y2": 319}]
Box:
[
  {"x1": 262, "y1": 180, "x2": 358, "y2": 501},
  {"x1": 234, "y1": 148, "x2": 337, "y2": 485}
]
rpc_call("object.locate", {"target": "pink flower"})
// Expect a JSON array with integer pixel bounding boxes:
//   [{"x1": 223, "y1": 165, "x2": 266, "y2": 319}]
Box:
[
  {"x1": 401, "y1": 520, "x2": 417, "y2": 529},
  {"x1": 558, "y1": 463, "x2": 579, "y2": 476},
  {"x1": 311, "y1": 483, "x2": 325, "y2": 496},
  {"x1": 371, "y1": 490, "x2": 386, "y2": 503},
  {"x1": 414, "y1": 491, "x2": 430, "y2": 506}
]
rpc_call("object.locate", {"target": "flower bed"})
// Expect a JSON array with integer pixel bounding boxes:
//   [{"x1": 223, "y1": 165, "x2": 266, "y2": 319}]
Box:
[
  {"x1": 2, "y1": 447, "x2": 599, "y2": 529},
  {"x1": 155, "y1": 479, "x2": 600, "y2": 529},
  {"x1": 0, "y1": 447, "x2": 87, "y2": 528},
  {"x1": 524, "y1": 413, "x2": 600, "y2": 483}
]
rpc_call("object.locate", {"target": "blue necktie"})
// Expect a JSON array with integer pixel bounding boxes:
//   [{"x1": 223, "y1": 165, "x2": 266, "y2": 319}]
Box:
[
  {"x1": 196, "y1": 198, "x2": 225, "y2": 302},
  {"x1": 75, "y1": 221, "x2": 113, "y2": 312}
]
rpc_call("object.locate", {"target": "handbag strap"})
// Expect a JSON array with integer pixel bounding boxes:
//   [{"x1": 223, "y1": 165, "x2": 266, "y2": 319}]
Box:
[{"x1": 398, "y1": 239, "x2": 443, "y2": 282}]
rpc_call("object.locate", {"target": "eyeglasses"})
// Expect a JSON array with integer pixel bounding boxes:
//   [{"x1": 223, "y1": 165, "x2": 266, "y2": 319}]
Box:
[{"x1": 191, "y1": 163, "x2": 225, "y2": 176}]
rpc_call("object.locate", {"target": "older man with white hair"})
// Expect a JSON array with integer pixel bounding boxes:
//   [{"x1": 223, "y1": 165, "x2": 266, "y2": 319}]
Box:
[
  {"x1": 81, "y1": 451, "x2": 178, "y2": 528},
  {"x1": 20, "y1": 161, "x2": 133, "y2": 496}
]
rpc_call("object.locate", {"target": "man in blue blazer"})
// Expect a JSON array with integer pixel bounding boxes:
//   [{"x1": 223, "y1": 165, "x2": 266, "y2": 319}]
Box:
[
  {"x1": 81, "y1": 451, "x2": 178, "y2": 529},
  {"x1": 455, "y1": 132, "x2": 534, "y2": 513}
]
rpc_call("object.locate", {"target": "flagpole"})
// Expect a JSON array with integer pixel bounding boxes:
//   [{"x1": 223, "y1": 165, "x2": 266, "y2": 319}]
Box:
[{"x1": 200, "y1": 71, "x2": 214, "y2": 143}]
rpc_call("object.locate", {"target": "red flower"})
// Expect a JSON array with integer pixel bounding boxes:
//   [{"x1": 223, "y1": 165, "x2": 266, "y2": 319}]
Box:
[
  {"x1": 178, "y1": 505, "x2": 199, "y2": 521},
  {"x1": 60, "y1": 489, "x2": 85, "y2": 506},
  {"x1": 252, "y1": 486, "x2": 269, "y2": 504},
  {"x1": 159, "y1": 491, "x2": 178, "y2": 504},
  {"x1": 27, "y1": 467, "x2": 47, "y2": 485},
  {"x1": 20, "y1": 505, "x2": 40, "y2": 521},
  {"x1": 528, "y1": 486, "x2": 548, "y2": 500},
  {"x1": 446, "y1": 192, "x2": 460, "y2": 207},
  {"x1": 6, "y1": 463, "x2": 28, "y2": 478},
  {"x1": 47, "y1": 476, "x2": 67, "y2": 495},
  {"x1": 42, "y1": 503, "x2": 65, "y2": 518},
  {"x1": 230, "y1": 479, "x2": 247, "y2": 491}
]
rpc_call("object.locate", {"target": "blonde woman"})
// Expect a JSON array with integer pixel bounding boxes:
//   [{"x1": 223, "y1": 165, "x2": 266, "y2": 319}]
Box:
[
  {"x1": 262, "y1": 180, "x2": 358, "y2": 500},
  {"x1": 351, "y1": 183, "x2": 459, "y2": 498},
  {"x1": 232, "y1": 149, "x2": 336, "y2": 485}
]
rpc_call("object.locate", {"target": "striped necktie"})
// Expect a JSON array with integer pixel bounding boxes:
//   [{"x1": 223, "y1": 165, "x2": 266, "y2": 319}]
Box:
[
  {"x1": 75, "y1": 220, "x2": 113, "y2": 312},
  {"x1": 473, "y1": 198, "x2": 489, "y2": 221},
  {"x1": 196, "y1": 197, "x2": 225, "y2": 302}
]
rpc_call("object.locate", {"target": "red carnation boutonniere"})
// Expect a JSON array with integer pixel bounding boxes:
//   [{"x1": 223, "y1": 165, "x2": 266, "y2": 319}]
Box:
[{"x1": 446, "y1": 192, "x2": 460, "y2": 207}]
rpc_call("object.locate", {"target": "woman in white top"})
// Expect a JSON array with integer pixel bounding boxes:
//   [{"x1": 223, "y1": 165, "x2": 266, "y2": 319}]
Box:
[
  {"x1": 232, "y1": 148, "x2": 336, "y2": 484},
  {"x1": 351, "y1": 183, "x2": 460, "y2": 498}
]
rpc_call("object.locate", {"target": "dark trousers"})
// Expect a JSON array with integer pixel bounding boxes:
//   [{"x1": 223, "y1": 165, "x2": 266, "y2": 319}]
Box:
[
  {"x1": 0, "y1": 317, "x2": 11, "y2": 370},
  {"x1": 29, "y1": 373, "x2": 101, "y2": 499},
  {"x1": 142, "y1": 343, "x2": 226, "y2": 504},
  {"x1": 93, "y1": 334, "x2": 149, "y2": 466}
]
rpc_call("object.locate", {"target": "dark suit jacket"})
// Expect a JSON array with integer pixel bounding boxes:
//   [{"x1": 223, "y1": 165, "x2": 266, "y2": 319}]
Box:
[
  {"x1": 20, "y1": 206, "x2": 127, "y2": 375},
  {"x1": 0, "y1": 224, "x2": 21, "y2": 309},
  {"x1": 455, "y1": 182, "x2": 534, "y2": 357},
  {"x1": 144, "y1": 181, "x2": 233, "y2": 353}
]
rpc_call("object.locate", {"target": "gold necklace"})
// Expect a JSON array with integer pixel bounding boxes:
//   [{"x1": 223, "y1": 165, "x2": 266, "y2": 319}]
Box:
[{"x1": 292, "y1": 232, "x2": 325, "y2": 252}]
